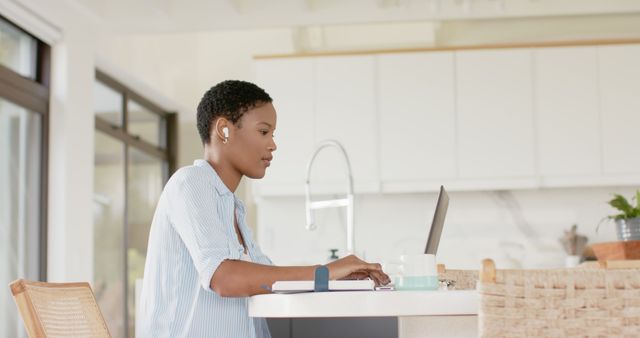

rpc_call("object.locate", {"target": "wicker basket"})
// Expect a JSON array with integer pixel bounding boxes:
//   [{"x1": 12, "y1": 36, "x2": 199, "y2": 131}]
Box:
[
  {"x1": 478, "y1": 259, "x2": 640, "y2": 337},
  {"x1": 438, "y1": 267, "x2": 478, "y2": 290}
]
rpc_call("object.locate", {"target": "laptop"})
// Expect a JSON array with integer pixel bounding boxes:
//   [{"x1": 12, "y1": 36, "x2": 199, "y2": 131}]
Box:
[
  {"x1": 271, "y1": 185, "x2": 449, "y2": 293},
  {"x1": 424, "y1": 185, "x2": 449, "y2": 255}
]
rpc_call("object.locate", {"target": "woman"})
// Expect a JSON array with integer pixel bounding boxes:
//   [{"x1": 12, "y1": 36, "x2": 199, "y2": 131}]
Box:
[{"x1": 138, "y1": 80, "x2": 390, "y2": 337}]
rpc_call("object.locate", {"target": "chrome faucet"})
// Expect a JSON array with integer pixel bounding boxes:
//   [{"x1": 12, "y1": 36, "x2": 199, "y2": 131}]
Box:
[{"x1": 304, "y1": 140, "x2": 355, "y2": 254}]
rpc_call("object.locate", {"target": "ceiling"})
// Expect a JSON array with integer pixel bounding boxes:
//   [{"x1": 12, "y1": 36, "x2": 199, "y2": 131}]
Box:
[{"x1": 70, "y1": 0, "x2": 640, "y2": 34}]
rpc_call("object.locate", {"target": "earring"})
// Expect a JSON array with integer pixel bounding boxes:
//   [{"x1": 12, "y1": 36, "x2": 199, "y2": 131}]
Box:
[{"x1": 223, "y1": 137, "x2": 228, "y2": 144}]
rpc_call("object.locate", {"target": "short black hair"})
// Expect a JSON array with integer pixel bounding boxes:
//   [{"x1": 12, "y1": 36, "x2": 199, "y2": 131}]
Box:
[{"x1": 197, "y1": 80, "x2": 272, "y2": 144}]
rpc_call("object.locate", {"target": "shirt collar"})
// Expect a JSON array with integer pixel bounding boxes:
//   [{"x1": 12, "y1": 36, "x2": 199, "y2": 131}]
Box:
[{"x1": 193, "y1": 159, "x2": 234, "y2": 197}]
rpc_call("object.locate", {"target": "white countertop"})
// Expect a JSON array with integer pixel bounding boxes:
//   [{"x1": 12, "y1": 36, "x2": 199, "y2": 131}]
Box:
[{"x1": 248, "y1": 290, "x2": 478, "y2": 318}]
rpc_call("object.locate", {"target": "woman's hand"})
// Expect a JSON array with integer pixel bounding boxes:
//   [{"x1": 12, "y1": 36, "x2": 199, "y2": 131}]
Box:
[{"x1": 325, "y1": 255, "x2": 391, "y2": 286}]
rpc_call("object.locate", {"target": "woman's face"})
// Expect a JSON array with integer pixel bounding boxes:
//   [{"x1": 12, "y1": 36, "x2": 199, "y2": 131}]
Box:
[{"x1": 226, "y1": 102, "x2": 277, "y2": 179}]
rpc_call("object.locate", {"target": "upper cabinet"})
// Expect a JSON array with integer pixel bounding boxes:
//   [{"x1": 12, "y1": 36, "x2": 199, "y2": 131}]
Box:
[
  {"x1": 534, "y1": 47, "x2": 601, "y2": 181},
  {"x1": 309, "y1": 56, "x2": 379, "y2": 192},
  {"x1": 598, "y1": 44, "x2": 640, "y2": 176},
  {"x1": 455, "y1": 49, "x2": 535, "y2": 180},
  {"x1": 254, "y1": 58, "x2": 315, "y2": 195},
  {"x1": 253, "y1": 42, "x2": 640, "y2": 196},
  {"x1": 313, "y1": 55, "x2": 378, "y2": 193},
  {"x1": 254, "y1": 55, "x2": 379, "y2": 195},
  {"x1": 377, "y1": 52, "x2": 456, "y2": 192}
]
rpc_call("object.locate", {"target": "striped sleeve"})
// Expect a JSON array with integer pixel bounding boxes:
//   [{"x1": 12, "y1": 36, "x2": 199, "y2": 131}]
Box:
[{"x1": 166, "y1": 169, "x2": 241, "y2": 292}]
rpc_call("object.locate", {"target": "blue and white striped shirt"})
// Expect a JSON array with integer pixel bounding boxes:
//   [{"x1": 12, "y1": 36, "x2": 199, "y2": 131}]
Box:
[{"x1": 138, "y1": 159, "x2": 272, "y2": 338}]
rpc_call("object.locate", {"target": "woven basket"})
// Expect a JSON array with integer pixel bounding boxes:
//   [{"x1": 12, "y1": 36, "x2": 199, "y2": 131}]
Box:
[
  {"x1": 439, "y1": 269, "x2": 479, "y2": 290},
  {"x1": 478, "y1": 259, "x2": 640, "y2": 337}
]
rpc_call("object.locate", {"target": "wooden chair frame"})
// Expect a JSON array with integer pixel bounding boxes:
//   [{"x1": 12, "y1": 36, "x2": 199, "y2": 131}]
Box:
[{"x1": 9, "y1": 279, "x2": 111, "y2": 338}]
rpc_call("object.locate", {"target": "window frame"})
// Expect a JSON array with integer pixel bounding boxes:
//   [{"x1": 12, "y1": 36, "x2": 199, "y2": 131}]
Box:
[
  {"x1": 0, "y1": 14, "x2": 50, "y2": 281},
  {"x1": 95, "y1": 70, "x2": 177, "y2": 172}
]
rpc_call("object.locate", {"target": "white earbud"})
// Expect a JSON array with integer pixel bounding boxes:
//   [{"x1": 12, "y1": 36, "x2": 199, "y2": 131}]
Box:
[{"x1": 222, "y1": 127, "x2": 229, "y2": 144}]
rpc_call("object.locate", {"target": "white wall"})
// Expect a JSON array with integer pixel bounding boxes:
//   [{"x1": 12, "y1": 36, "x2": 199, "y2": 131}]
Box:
[
  {"x1": 99, "y1": 29, "x2": 296, "y2": 126},
  {"x1": 47, "y1": 23, "x2": 97, "y2": 283},
  {"x1": 436, "y1": 13, "x2": 640, "y2": 45}
]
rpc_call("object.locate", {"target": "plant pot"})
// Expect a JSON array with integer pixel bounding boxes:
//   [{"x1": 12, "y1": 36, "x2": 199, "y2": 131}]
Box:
[
  {"x1": 592, "y1": 240, "x2": 640, "y2": 261},
  {"x1": 616, "y1": 217, "x2": 640, "y2": 241}
]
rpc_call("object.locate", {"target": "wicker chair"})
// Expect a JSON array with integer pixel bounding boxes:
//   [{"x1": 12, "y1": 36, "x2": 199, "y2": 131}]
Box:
[
  {"x1": 9, "y1": 279, "x2": 111, "y2": 338},
  {"x1": 478, "y1": 259, "x2": 640, "y2": 337}
]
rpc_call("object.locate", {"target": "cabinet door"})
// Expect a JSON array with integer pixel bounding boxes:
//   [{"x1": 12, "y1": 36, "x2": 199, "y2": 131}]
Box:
[
  {"x1": 534, "y1": 46, "x2": 601, "y2": 177},
  {"x1": 598, "y1": 44, "x2": 640, "y2": 175},
  {"x1": 254, "y1": 58, "x2": 314, "y2": 194},
  {"x1": 314, "y1": 55, "x2": 378, "y2": 193},
  {"x1": 456, "y1": 49, "x2": 535, "y2": 179},
  {"x1": 378, "y1": 52, "x2": 456, "y2": 190}
]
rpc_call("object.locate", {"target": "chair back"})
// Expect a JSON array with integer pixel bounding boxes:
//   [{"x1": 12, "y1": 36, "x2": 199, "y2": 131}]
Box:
[
  {"x1": 478, "y1": 259, "x2": 640, "y2": 337},
  {"x1": 9, "y1": 279, "x2": 111, "y2": 338}
]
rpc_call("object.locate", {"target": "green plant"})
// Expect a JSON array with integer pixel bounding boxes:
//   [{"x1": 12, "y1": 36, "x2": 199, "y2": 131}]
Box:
[
  {"x1": 607, "y1": 190, "x2": 640, "y2": 220},
  {"x1": 596, "y1": 190, "x2": 640, "y2": 233}
]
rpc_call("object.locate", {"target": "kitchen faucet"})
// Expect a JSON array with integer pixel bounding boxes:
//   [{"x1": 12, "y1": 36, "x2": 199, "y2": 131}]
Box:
[{"x1": 304, "y1": 139, "x2": 355, "y2": 254}]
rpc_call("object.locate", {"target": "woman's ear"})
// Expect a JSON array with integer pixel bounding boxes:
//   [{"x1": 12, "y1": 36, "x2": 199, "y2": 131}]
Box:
[{"x1": 213, "y1": 118, "x2": 230, "y2": 144}]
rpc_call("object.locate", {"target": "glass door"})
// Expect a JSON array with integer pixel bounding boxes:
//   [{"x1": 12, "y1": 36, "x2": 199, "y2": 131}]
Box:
[
  {"x1": 0, "y1": 15, "x2": 49, "y2": 338},
  {"x1": 0, "y1": 99, "x2": 42, "y2": 338}
]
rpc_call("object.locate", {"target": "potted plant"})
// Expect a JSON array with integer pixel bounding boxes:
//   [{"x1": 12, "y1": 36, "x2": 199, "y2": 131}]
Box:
[{"x1": 606, "y1": 190, "x2": 640, "y2": 241}]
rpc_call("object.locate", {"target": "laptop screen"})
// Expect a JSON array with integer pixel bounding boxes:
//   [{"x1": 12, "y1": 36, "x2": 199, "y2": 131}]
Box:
[{"x1": 424, "y1": 185, "x2": 449, "y2": 255}]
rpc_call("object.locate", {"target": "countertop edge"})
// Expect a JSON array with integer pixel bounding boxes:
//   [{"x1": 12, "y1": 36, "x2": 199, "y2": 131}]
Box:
[{"x1": 249, "y1": 290, "x2": 479, "y2": 318}]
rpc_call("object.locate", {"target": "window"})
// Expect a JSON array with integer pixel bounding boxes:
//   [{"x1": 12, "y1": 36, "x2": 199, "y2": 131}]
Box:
[
  {"x1": 93, "y1": 71, "x2": 176, "y2": 337},
  {"x1": 0, "y1": 17, "x2": 38, "y2": 79},
  {"x1": 0, "y1": 15, "x2": 49, "y2": 338}
]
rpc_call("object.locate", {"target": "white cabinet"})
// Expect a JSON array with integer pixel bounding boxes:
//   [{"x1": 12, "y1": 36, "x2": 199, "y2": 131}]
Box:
[
  {"x1": 313, "y1": 55, "x2": 378, "y2": 193},
  {"x1": 455, "y1": 49, "x2": 536, "y2": 180},
  {"x1": 534, "y1": 47, "x2": 601, "y2": 181},
  {"x1": 598, "y1": 44, "x2": 640, "y2": 175},
  {"x1": 254, "y1": 58, "x2": 315, "y2": 195},
  {"x1": 253, "y1": 43, "x2": 640, "y2": 196},
  {"x1": 254, "y1": 55, "x2": 378, "y2": 195},
  {"x1": 377, "y1": 52, "x2": 456, "y2": 192}
]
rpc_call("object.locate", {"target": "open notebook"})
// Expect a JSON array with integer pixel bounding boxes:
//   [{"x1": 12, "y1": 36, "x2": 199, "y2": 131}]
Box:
[{"x1": 271, "y1": 279, "x2": 375, "y2": 294}]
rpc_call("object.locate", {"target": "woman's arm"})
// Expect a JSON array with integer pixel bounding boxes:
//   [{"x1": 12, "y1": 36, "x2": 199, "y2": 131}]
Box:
[{"x1": 210, "y1": 255, "x2": 390, "y2": 297}]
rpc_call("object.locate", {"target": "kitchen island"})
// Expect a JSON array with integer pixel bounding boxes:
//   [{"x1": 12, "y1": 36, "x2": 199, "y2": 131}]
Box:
[{"x1": 249, "y1": 290, "x2": 478, "y2": 338}]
